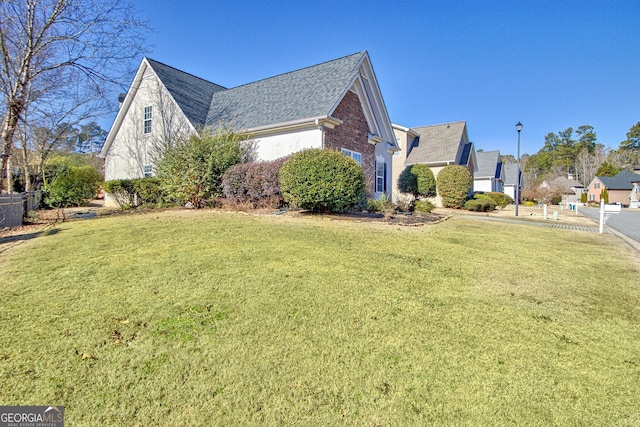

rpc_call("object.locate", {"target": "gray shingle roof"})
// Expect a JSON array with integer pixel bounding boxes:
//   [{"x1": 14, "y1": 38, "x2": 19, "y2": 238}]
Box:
[
  {"x1": 598, "y1": 170, "x2": 640, "y2": 190},
  {"x1": 475, "y1": 150, "x2": 501, "y2": 178},
  {"x1": 405, "y1": 121, "x2": 467, "y2": 165},
  {"x1": 550, "y1": 176, "x2": 583, "y2": 189},
  {"x1": 205, "y1": 52, "x2": 366, "y2": 130},
  {"x1": 503, "y1": 164, "x2": 520, "y2": 186},
  {"x1": 147, "y1": 58, "x2": 227, "y2": 128}
]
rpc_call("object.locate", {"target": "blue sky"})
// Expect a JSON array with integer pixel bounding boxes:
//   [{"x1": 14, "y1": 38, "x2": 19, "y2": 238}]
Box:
[{"x1": 128, "y1": 0, "x2": 640, "y2": 157}]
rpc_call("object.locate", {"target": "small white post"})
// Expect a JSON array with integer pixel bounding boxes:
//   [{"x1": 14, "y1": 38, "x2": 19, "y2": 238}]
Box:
[
  {"x1": 543, "y1": 204, "x2": 548, "y2": 219},
  {"x1": 599, "y1": 199, "x2": 604, "y2": 233},
  {"x1": 575, "y1": 202, "x2": 579, "y2": 215}
]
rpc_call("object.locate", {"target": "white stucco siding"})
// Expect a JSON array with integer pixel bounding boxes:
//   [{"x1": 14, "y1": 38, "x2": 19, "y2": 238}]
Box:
[
  {"x1": 503, "y1": 185, "x2": 516, "y2": 200},
  {"x1": 473, "y1": 178, "x2": 493, "y2": 193},
  {"x1": 253, "y1": 127, "x2": 323, "y2": 161},
  {"x1": 104, "y1": 64, "x2": 195, "y2": 181}
]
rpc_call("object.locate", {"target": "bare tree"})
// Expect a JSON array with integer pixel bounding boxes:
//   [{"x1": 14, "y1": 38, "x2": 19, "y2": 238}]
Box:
[{"x1": 0, "y1": 0, "x2": 148, "y2": 192}]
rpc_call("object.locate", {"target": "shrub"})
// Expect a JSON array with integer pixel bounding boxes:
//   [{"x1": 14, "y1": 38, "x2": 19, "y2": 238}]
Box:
[
  {"x1": 366, "y1": 194, "x2": 395, "y2": 216},
  {"x1": 397, "y1": 164, "x2": 436, "y2": 198},
  {"x1": 44, "y1": 165, "x2": 102, "y2": 207},
  {"x1": 133, "y1": 177, "x2": 165, "y2": 206},
  {"x1": 279, "y1": 149, "x2": 365, "y2": 213},
  {"x1": 222, "y1": 157, "x2": 287, "y2": 208},
  {"x1": 103, "y1": 179, "x2": 136, "y2": 208},
  {"x1": 486, "y1": 192, "x2": 513, "y2": 208},
  {"x1": 600, "y1": 188, "x2": 609, "y2": 204},
  {"x1": 103, "y1": 178, "x2": 167, "y2": 208},
  {"x1": 155, "y1": 126, "x2": 253, "y2": 207},
  {"x1": 437, "y1": 165, "x2": 472, "y2": 209},
  {"x1": 581, "y1": 193, "x2": 588, "y2": 203},
  {"x1": 414, "y1": 199, "x2": 435, "y2": 213}
]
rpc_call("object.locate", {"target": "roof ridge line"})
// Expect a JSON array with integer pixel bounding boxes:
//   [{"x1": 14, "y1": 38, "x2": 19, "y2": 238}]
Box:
[
  {"x1": 225, "y1": 51, "x2": 366, "y2": 91},
  {"x1": 146, "y1": 57, "x2": 228, "y2": 89}
]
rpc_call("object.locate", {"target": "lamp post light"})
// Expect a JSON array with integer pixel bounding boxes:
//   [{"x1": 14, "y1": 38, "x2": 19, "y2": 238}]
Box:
[{"x1": 515, "y1": 122, "x2": 522, "y2": 216}]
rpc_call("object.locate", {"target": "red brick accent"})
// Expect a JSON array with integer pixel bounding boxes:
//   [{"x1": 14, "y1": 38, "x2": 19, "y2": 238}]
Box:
[{"x1": 323, "y1": 90, "x2": 375, "y2": 194}]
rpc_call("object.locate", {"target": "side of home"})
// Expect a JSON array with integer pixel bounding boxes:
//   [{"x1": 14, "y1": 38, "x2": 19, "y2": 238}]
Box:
[{"x1": 101, "y1": 52, "x2": 398, "y2": 204}]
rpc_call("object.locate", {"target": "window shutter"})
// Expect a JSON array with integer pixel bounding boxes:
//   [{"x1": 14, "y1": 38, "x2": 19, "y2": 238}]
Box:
[{"x1": 383, "y1": 162, "x2": 388, "y2": 193}]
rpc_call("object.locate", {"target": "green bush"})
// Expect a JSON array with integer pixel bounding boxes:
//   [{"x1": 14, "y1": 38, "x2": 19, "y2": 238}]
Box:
[
  {"x1": 600, "y1": 188, "x2": 609, "y2": 204},
  {"x1": 103, "y1": 178, "x2": 167, "y2": 208},
  {"x1": 465, "y1": 198, "x2": 496, "y2": 212},
  {"x1": 44, "y1": 165, "x2": 102, "y2": 207},
  {"x1": 414, "y1": 199, "x2": 435, "y2": 213},
  {"x1": 397, "y1": 164, "x2": 436, "y2": 198},
  {"x1": 437, "y1": 165, "x2": 472, "y2": 209},
  {"x1": 280, "y1": 149, "x2": 365, "y2": 213},
  {"x1": 581, "y1": 193, "x2": 588, "y2": 203},
  {"x1": 134, "y1": 177, "x2": 165, "y2": 206},
  {"x1": 486, "y1": 192, "x2": 513, "y2": 208},
  {"x1": 155, "y1": 126, "x2": 253, "y2": 207},
  {"x1": 366, "y1": 194, "x2": 395, "y2": 215},
  {"x1": 103, "y1": 179, "x2": 136, "y2": 208}
]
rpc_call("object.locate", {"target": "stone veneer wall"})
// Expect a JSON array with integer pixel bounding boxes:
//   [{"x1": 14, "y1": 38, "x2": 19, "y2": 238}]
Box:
[{"x1": 323, "y1": 90, "x2": 375, "y2": 194}]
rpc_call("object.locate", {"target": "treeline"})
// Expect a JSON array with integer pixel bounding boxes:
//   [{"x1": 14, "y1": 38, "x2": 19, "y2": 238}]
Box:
[{"x1": 521, "y1": 121, "x2": 640, "y2": 197}]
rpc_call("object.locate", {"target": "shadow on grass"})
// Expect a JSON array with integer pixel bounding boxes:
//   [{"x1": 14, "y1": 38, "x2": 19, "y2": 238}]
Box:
[{"x1": 0, "y1": 228, "x2": 62, "y2": 251}]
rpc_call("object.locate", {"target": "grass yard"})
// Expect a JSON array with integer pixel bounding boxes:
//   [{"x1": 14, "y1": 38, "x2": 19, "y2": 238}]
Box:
[{"x1": 1, "y1": 210, "x2": 640, "y2": 426}]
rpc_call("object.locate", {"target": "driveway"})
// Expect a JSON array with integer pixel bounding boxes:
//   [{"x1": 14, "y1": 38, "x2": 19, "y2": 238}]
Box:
[{"x1": 580, "y1": 207, "x2": 640, "y2": 244}]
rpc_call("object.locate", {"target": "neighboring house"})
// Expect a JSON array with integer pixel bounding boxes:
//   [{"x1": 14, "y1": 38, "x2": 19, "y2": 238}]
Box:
[
  {"x1": 473, "y1": 150, "x2": 503, "y2": 193},
  {"x1": 390, "y1": 123, "x2": 418, "y2": 201},
  {"x1": 539, "y1": 175, "x2": 583, "y2": 205},
  {"x1": 502, "y1": 164, "x2": 521, "y2": 201},
  {"x1": 585, "y1": 170, "x2": 640, "y2": 206},
  {"x1": 393, "y1": 121, "x2": 477, "y2": 206},
  {"x1": 100, "y1": 51, "x2": 398, "y2": 204}
]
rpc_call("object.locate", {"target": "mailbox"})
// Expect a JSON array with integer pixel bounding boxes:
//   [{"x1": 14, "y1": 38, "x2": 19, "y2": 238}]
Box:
[{"x1": 604, "y1": 203, "x2": 622, "y2": 213}]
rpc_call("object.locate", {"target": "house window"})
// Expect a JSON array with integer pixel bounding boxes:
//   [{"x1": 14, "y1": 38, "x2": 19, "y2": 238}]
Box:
[
  {"x1": 143, "y1": 105, "x2": 153, "y2": 134},
  {"x1": 143, "y1": 164, "x2": 153, "y2": 177},
  {"x1": 589, "y1": 194, "x2": 595, "y2": 201},
  {"x1": 376, "y1": 161, "x2": 386, "y2": 193},
  {"x1": 341, "y1": 148, "x2": 362, "y2": 166},
  {"x1": 594, "y1": 182, "x2": 600, "y2": 189}
]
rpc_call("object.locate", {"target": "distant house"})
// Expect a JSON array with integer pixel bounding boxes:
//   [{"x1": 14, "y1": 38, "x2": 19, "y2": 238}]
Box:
[
  {"x1": 539, "y1": 175, "x2": 583, "y2": 205},
  {"x1": 586, "y1": 170, "x2": 640, "y2": 206},
  {"x1": 473, "y1": 150, "x2": 503, "y2": 193},
  {"x1": 392, "y1": 121, "x2": 477, "y2": 206},
  {"x1": 100, "y1": 51, "x2": 398, "y2": 205},
  {"x1": 503, "y1": 164, "x2": 521, "y2": 201}
]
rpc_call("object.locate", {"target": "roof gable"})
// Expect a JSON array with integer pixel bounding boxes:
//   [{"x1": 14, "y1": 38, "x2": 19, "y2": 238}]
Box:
[
  {"x1": 205, "y1": 52, "x2": 365, "y2": 130},
  {"x1": 475, "y1": 150, "x2": 501, "y2": 178},
  {"x1": 405, "y1": 121, "x2": 468, "y2": 165},
  {"x1": 146, "y1": 58, "x2": 227, "y2": 129},
  {"x1": 503, "y1": 164, "x2": 520, "y2": 186}
]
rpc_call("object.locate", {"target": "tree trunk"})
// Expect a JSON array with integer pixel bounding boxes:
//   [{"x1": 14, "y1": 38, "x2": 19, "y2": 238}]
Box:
[{"x1": 1, "y1": 99, "x2": 25, "y2": 193}]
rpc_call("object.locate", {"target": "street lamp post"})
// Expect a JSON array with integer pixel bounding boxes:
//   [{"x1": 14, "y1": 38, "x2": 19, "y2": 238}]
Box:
[{"x1": 515, "y1": 122, "x2": 522, "y2": 217}]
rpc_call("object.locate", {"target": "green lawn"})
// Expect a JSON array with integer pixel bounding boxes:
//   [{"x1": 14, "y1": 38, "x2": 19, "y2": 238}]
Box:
[{"x1": 1, "y1": 210, "x2": 639, "y2": 426}]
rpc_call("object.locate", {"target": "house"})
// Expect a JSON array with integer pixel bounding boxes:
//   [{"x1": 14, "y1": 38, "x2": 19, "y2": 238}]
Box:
[
  {"x1": 473, "y1": 150, "x2": 503, "y2": 193},
  {"x1": 502, "y1": 164, "x2": 521, "y2": 201},
  {"x1": 390, "y1": 124, "x2": 418, "y2": 201},
  {"x1": 586, "y1": 170, "x2": 640, "y2": 206},
  {"x1": 538, "y1": 175, "x2": 584, "y2": 206},
  {"x1": 392, "y1": 121, "x2": 477, "y2": 206},
  {"x1": 100, "y1": 51, "x2": 398, "y2": 205}
]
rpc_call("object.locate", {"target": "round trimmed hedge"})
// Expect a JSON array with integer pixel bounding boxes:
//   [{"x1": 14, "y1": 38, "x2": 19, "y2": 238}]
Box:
[
  {"x1": 279, "y1": 149, "x2": 365, "y2": 213},
  {"x1": 437, "y1": 165, "x2": 472, "y2": 209}
]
